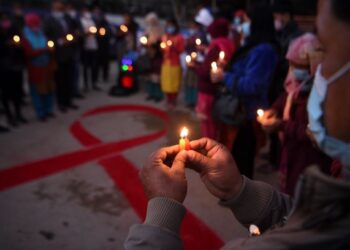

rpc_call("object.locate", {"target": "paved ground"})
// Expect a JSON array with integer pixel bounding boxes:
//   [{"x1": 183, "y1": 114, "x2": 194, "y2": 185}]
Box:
[{"x1": 0, "y1": 64, "x2": 278, "y2": 250}]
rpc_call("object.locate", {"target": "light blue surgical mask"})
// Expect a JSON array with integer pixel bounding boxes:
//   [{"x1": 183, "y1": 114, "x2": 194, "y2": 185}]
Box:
[
  {"x1": 307, "y1": 62, "x2": 350, "y2": 178},
  {"x1": 242, "y1": 22, "x2": 250, "y2": 37},
  {"x1": 166, "y1": 26, "x2": 176, "y2": 34},
  {"x1": 293, "y1": 68, "x2": 310, "y2": 81},
  {"x1": 233, "y1": 17, "x2": 241, "y2": 26}
]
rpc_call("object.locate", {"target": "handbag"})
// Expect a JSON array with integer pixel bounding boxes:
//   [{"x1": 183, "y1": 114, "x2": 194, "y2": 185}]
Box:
[{"x1": 212, "y1": 81, "x2": 246, "y2": 126}]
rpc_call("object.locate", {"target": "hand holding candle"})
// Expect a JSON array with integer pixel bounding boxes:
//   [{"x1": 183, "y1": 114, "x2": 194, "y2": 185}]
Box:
[
  {"x1": 179, "y1": 127, "x2": 191, "y2": 151},
  {"x1": 210, "y1": 61, "x2": 224, "y2": 83},
  {"x1": 219, "y1": 51, "x2": 225, "y2": 65}
]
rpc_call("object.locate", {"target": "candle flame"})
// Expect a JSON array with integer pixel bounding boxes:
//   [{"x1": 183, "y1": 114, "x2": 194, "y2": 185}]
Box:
[
  {"x1": 99, "y1": 27, "x2": 106, "y2": 36},
  {"x1": 13, "y1": 35, "x2": 20, "y2": 43},
  {"x1": 211, "y1": 62, "x2": 218, "y2": 71},
  {"x1": 89, "y1": 26, "x2": 97, "y2": 34},
  {"x1": 219, "y1": 51, "x2": 225, "y2": 60},
  {"x1": 66, "y1": 33, "x2": 74, "y2": 41},
  {"x1": 47, "y1": 40, "x2": 55, "y2": 48},
  {"x1": 186, "y1": 55, "x2": 191, "y2": 63},
  {"x1": 160, "y1": 42, "x2": 166, "y2": 49},
  {"x1": 140, "y1": 36, "x2": 148, "y2": 45},
  {"x1": 195, "y1": 38, "x2": 201, "y2": 46},
  {"x1": 180, "y1": 127, "x2": 189, "y2": 138},
  {"x1": 120, "y1": 24, "x2": 128, "y2": 33},
  {"x1": 191, "y1": 52, "x2": 197, "y2": 58},
  {"x1": 257, "y1": 109, "x2": 264, "y2": 117},
  {"x1": 166, "y1": 40, "x2": 173, "y2": 47}
]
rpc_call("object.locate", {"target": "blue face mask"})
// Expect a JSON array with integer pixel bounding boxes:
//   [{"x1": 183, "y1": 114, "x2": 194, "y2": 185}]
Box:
[
  {"x1": 166, "y1": 26, "x2": 176, "y2": 34},
  {"x1": 241, "y1": 22, "x2": 250, "y2": 37},
  {"x1": 307, "y1": 62, "x2": 350, "y2": 178},
  {"x1": 233, "y1": 17, "x2": 241, "y2": 26},
  {"x1": 293, "y1": 68, "x2": 310, "y2": 81}
]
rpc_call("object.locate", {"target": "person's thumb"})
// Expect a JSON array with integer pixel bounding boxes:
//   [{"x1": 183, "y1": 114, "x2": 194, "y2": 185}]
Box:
[{"x1": 171, "y1": 151, "x2": 187, "y2": 176}]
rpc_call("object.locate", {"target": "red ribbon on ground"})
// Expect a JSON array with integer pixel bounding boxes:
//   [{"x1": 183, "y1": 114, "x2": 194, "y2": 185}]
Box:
[{"x1": 0, "y1": 104, "x2": 223, "y2": 249}]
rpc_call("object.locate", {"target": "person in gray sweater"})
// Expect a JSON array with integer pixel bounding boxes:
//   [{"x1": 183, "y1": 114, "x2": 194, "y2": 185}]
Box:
[{"x1": 125, "y1": 0, "x2": 350, "y2": 249}]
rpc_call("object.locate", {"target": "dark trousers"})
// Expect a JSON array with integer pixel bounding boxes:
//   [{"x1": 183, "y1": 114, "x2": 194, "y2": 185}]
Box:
[
  {"x1": 231, "y1": 121, "x2": 257, "y2": 179},
  {"x1": 55, "y1": 61, "x2": 74, "y2": 108},
  {"x1": 98, "y1": 51, "x2": 110, "y2": 82},
  {"x1": 1, "y1": 70, "x2": 24, "y2": 122},
  {"x1": 82, "y1": 50, "x2": 98, "y2": 90}
]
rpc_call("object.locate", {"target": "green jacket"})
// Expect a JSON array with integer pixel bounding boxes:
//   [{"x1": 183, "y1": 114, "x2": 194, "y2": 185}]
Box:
[{"x1": 125, "y1": 166, "x2": 350, "y2": 249}]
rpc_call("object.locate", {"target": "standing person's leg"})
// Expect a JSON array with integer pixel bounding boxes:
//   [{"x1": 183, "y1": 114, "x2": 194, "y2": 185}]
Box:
[
  {"x1": 30, "y1": 85, "x2": 45, "y2": 120},
  {"x1": 1, "y1": 72, "x2": 16, "y2": 126},
  {"x1": 231, "y1": 121, "x2": 257, "y2": 179},
  {"x1": 64, "y1": 61, "x2": 78, "y2": 109},
  {"x1": 102, "y1": 54, "x2": 110, "y2": 82},
  {"x1": 12, "y1": 70, "x2": 26, "y2": 123},
  {"x1": 91, "y1": 50, "x2": 100, "y2": 90},
  {"x1": 55, "y1": 63, "x2": 66, "y2": 112},
  {"x1": 43, "y1": 92, "x2": 54, "y2": 118},
  {"x1": 82, "y1": 50, "x2": 89, "y2": 92}
]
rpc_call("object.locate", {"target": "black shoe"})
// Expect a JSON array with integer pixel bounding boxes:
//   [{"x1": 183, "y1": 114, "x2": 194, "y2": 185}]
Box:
[
  {"x1": 74, "y1": 94, "x2": 85, "y2": 99},
  {"x1": 68, "y1": 104, "x2": 79, "y2": 110},
  {"x1": 59, "y1": 106, "x2": 68, "y2": 113},
  {"x1": 17, "y1": 116, "x2": 28, "y2": 124},
  {"x1": 47, "y1": 113, "x2": 56, "y2": 118},
  {"x1": 39, "y1": 116, "x2": 47, "y2": 122},
  {"x1": 0, "y1": 125, "x2": 10, "y2": 133}
]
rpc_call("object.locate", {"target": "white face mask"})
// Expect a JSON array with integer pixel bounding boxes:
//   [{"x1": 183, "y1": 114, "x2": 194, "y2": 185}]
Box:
[{"x1": 307, "y1": 62, "x2": 350, "y2": 178}]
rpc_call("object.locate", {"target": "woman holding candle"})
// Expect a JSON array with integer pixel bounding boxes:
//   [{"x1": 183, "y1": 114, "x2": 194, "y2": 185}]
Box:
[
  {"x1": 211, "y1": 4, "x2": 279, "y2": 179},
  {"x1": 194, "y1": 17, "x2": 235, "y2": 140},
  {"x1": 160, "y1": 18, "x2": 185, "y2": 109},
  {"x1": 257, "y1": 33, "x2": 332, "y2": 196},
  {"x1": 22, "y1": 13, "x2": 55, "y2": 121}
]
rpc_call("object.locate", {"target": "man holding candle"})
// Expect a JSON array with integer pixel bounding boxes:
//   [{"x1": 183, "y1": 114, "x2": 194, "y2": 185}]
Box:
[{"x1": 126, "y1": 0, "x2": 350, "y2": 249}]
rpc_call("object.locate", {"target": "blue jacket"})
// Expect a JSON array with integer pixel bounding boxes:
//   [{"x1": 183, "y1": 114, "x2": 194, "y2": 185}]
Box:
[{"x1": 224, "y1": 43, "x2": 278, "y2": 120}]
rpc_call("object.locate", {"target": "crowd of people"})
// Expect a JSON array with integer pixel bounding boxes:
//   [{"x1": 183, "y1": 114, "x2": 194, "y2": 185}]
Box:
[
  {"x1": 0, "y1": 0, "x2": 335, "y2": 197},
  {"x1": 0, "y1": 0, "x2": 118, "y2": 128}
]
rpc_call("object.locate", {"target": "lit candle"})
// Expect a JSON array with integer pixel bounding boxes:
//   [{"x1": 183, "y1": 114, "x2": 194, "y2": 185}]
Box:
[
  {"x1": 257, "y1": 109, "x2": 265, "y2": 118},
  {"x1": 249, "y1": 224, "x2": 261, "y2": 237},
  {"x1": 186, "y1": 55, "x2": 192, "y2": 64},
  {"x1": 89, "y1": 26, "x2": 97, "y2": 34},
  {"x1": 160, "y1": 42, "x2": 166, "y2": 49},
  {"x1": 120, "y1": 24, "x2": 128, "y2": 33},
  {"x1": 99, "y1": 27, "x2": 106, "y2": 36},
  {"x1": 166, "y1": 40, "x2": 173, "y2": 47},
  {"x1": 211, "y1": 61, "x2": 218, "y2": 72},
  {"x1": 195, "y1": 38, "x2": 201, "y2": 46},
  {"x1": 191, "y1": 52, "x2": 197, "y2": 59},
  {"x1": 66, "y1": 33, "x2": 74, "y2": 41},
  {"x1": 140, "y1": 36, "x2": 148, "y2": 45},
  {"x1": 179, "y1": 127, "x2": 190, "y2": 151},
  {"x1": 219, "y1": 51, "x2": 225, "y2": 62},
  {"x1": 47, "y1": 40, "x2": 55, "y2": 48},
  {"x1": 13, "y1": 35, "x2": 20, "y2": 43}
]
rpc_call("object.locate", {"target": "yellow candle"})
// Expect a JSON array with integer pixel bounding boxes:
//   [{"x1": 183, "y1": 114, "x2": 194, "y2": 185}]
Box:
[
  {"x1": 186, "y1": 55, "x2": 192, "y2": 64},
  {"x1": 140, "y1": 36, "x2": 148, "y2": 45},
  {"x1": 257, "y1": 109, "x2": 264, "y2": 118},
  {"x1": 219, "y1": 51, "x2": 225, "y2": 61},
  {"x1": 166, "y1": 40, "x2": 173, "y2": 47},
  {"x1": 89, "y1": 26, "x2": 97, "y2": 34},
  {"x1": 66, "y1": 33, "x2": 74, "y2": 41},
  {"x1": 120, "y1": 24, "x2": 128, "y2": 33},
  {"x1": 179, "y1": 127, "x2": 190, "y2": 151},
  {"x1": 99, "y1": 27, "x2": 106, "y2": 36},
  {"x1": 47, "y1": 40, "x2": 55, "y2": 48},
  {"x1": 211, "y1": 61, "x2": 218, "y2": 72},
  {"x1": 13, "y1": 35, "x2": 20, "y2": 43}
]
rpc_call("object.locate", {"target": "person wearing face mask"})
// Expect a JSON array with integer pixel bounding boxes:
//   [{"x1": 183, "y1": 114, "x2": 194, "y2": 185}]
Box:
[
  {"x1": 44, "y1": 0, "x2": 79, "y2": 112},
  {"x1": 257, "y1": 33, "x2": 333, "y2": 196},
  {"x1": 125, "y1": 1, "x2": 350, "y2": 249},
  {"x1": 160, "y1": 18, "x2": 185, "y2": 109},
  {"x1": 22, "y1": 13, "x2": 55, "y2": 122}
]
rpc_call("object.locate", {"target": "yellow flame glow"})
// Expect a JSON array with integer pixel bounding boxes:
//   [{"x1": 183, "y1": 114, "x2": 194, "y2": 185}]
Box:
[{"x1": 180, "y1": 127, "x2": 189, "y2": 138}]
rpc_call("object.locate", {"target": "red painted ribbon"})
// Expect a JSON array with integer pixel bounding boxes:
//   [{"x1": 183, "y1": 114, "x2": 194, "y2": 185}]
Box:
[{"x1": 0, "y1": 104, "x2": 223, "y2": 249}]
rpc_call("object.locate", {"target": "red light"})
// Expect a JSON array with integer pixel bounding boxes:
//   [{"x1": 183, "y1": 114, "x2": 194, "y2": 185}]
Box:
[
  {"x1": 128, "y1": 65, "x2": 133, "y2": 71},
  {"x1": 121, "y1": 76, "x2": 134, "y2": 88}
]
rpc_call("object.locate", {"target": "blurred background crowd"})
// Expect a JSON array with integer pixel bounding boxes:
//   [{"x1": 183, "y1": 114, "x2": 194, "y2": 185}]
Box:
[{"x1": 0, "y1": 0, "x2": 330, "y2": 196}]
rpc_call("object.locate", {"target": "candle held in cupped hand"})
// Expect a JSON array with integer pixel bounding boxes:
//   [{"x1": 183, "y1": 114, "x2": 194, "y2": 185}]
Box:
[
  {"x1": 186, "y1": 55, "x2": 192, "y2": 64},
  {"x1": 219, "y1": 51, "x2": 225, "y2": 61},
  {"x1": 195, "y1": 38, "x2": 201, "y2": 46},
  {"x1": 13, "y1": 35, "x2": 20, "y2": 43},
  {"x1": 179, "y1": 127, "x2": 190, "y2": 151},
  {"x1": 257, "y1": 109, "x2": 264, "y2": 118},
  {"x1": 211, "y1": 62, "x2": 218, "y2": 72}
]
